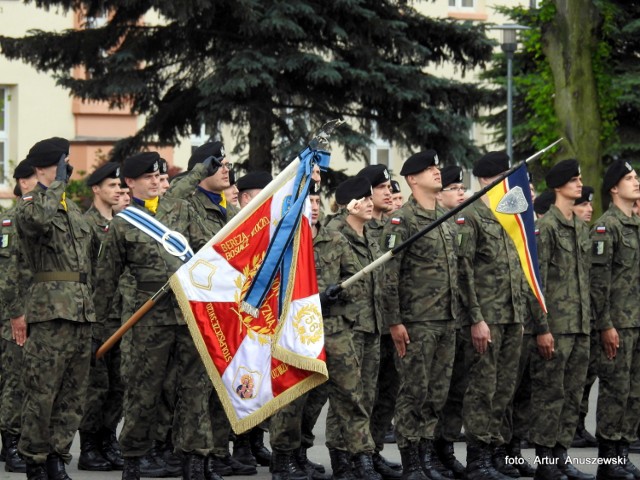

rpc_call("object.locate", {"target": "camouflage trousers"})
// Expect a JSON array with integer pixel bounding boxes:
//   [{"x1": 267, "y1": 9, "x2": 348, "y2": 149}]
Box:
[
  {"x1": 119, "y1": 325, "x2": 213, "y2": 457},
  {"x1": 18, "y1": 320, "x2": 92, "y2": 464},
  {"x1": 435, "y1": 328, "x2": 468, "y2": 443},
  {"x1": 395, "y1": 321, "x2": 456, "y2": 449},
  {"x1": 270, "y1": 394, "x2": 307, "y2": 453},
  {"x1": 580, "y1": 326, "x2": 599, "y2": 415},
  {"x1": 462, "y1": 323, "x2": 522, "y2": 446},
  {"x1": 79, "y1": 322, "x2": 124, "y2": 433},
  {"x1": 501, "y1": 334, "x2": 534, "y2": 443},
  {"x1": 301, "y1": 383, "x2": 329, "y2": 449},
  {"x1": 596, "y1": 327, "x2": 640, "y2": 442},
  {"x1": 324, "y1": 328, "x2": 379, "y2": 454},
  {"x1": 0, "y1": 337, "x2": 25, "y2": 435},
  {"x1": 155, "y1": 345, "x2": 177, "y2": 445},
  {"x1": 209, "y1": 390, "x2": 232, "y2": 457},
  {"x1": 530, "y1": 333, "x2": 589, "y2": 449},
  {"x1": 370, "y1": 334, "x2": 400, "y2": 452}
]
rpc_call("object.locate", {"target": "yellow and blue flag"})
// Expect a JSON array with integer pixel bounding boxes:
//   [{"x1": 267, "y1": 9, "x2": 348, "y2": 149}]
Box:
[{"x1": 486, "y1": 164, "x2": 547, "y2": 313}]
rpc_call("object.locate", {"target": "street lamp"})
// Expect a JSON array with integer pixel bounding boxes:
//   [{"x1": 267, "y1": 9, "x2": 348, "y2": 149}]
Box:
[{"x1": 493, "y1": 24, "x2": 529, "y2": 162}]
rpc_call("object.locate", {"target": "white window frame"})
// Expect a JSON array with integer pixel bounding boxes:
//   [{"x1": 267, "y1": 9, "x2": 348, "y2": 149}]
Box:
[
  {"x1": 0, "y1": 87, "x2": 9, "y2": 185},
  {"x1": 368, "y1": 124, "x2": 393, "y2": 173},
  {"x1": 448, "y1": 0, "x2": 476, "y2": 10}
]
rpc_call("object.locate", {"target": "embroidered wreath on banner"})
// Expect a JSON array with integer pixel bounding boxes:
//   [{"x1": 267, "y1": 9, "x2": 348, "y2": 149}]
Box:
[
  {"x1": 292, "y1": 304, "x2": 323, "y2": 345},
  {"x1": 231, "y1": 252, "x2": 271, "y2": 345}
]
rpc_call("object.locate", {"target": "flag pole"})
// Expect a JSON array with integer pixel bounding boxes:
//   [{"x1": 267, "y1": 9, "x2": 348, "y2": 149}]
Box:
[
  {"x1": 96, "y1": 120, "x2": 343, "y2": 359},
  {"x1": 340, "y1": 138, "x2": 563, "y2": 290}
]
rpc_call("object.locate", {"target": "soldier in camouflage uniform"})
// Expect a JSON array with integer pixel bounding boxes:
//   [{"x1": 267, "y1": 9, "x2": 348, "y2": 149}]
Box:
[
  {"x1": 456, "y1": 151, "x2": 525, "y2": 480},
  {"x1": 530, "y1": 159, "x2": 594, "y2": 480},
  {"x1": 95, "y1": 152, "x2": 216, "y2": 480},
  {"x1": 164, "y1": 142, "x2": 253, "y2": 478},
  {"x1": 357, "y1": 164, "x2": 404, "y2": 480},
  {"x1": 390, "y1": 179, "x2": 404, "y2": 212},
  {"x1": 15, "y1": 138, "x2": 98, "y2": 480},
  {"x1": 433, "y1": 165, "x2": 467, "y2": 479},
  {"x1": 0, "y1": 160, "x2": 37, "y2": 474},
  {"x1": 78, "y1": 162, "x2": 126, "y2": 472},
  {"x1": 314, "y1": 176, "x2": 384, "y2": 480},
  {"x1": 590, "y1": 160, "x2": 640, "y2": 480},
  {"x1": 381, "y1": 151, "x2": 458, "y2": 480}
]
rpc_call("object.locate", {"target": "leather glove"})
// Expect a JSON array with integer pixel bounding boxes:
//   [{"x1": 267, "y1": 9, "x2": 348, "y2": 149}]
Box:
[
  {"x1": 202, "y1": 155, "x2": 223, "y2": 177},
  {"x1": 319, "y1": 284, "x2": 342, "y2": 309},
  {"x1": 90, "y1": 337, "x2": 101, "y2": 367},
  {"x1": 55, "y1": 154, "x2": 73, "y2": 183}
]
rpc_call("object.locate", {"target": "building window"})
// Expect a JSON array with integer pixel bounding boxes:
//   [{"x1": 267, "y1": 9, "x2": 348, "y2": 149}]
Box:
[
  {"x1": 449, "y1": 0, "x2": 475, "y2": 8},
  {"x1": 365, "y1": 124, "x2": 393, "y2": 173},
  {"x1": 0, "y1": 88, "x2": 8, "y2": 185}
]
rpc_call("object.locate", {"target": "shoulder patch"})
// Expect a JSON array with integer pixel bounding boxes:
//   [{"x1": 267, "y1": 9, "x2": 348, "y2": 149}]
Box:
[
  {"x1": 595, "y1": 225, "x2": 606, "y2": 234},
  {"x1": 535, "y1": 228, "x2": 540, "y2": 236},
  {"x1": 592, "y1": 240, "x2": 605, "y2": 256},
  {"x1": 385, "y1": 233, "x2": 398, "y2": 249},
  {"x1": 1, "y1": 219, "x2": 11, "y2": 227},
  {"x1": 21, "y1": 195, "x2": 33, "y2": 201},
  {"x1": 455, "y1": 217, "x2": 465, "y2": 225},
  {"x1": 390, "y1": 217, "x2": 401, "y2": 225}
]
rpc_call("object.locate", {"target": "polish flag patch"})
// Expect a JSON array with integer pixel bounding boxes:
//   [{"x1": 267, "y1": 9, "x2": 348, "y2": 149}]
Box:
[
  {"x1": 455, "y1": 217, "x2": 465, "y2": 225},
  {"x1": 596, "y1": 226, "x2": 606, "y2": 234},
  {"x1": 2, "y1": 219, "x2": 11, "y2": 227},
  {"x1": 391, "y1": 218, "x2": 401, "y2": 225}
]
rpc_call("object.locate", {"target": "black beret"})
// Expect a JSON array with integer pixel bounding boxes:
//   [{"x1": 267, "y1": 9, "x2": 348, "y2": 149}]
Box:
[
  {"x1": 400, "y1": 150, "x2": 440, "y2": 176},
  {"x1": 390, "y1": 180, "x2": 401, "y2": 194},
  {"x1": 336, "y1": 177, "x2": 372, "y2": 205},
  {"x1": 602, "y1": 159, "x2": 634, "y2": 193},
  {"x1": 473, "y1": 151, "x2": 510, "y2": 178},
  {"x1": 533, "y1": 190, "x2": 555, "y2": 215},
  {"x1": 237, "y1": 171, "x2": 272, "y2": 192},
  {"x1": 357, "y1": 164, "x2": 390, "y2": 187},
  {"x1": 27, "y1": 137, "x2": 69, "y2": 167},
  {"x1": 122, "y1": 152, "x2": 161, "y2": 179},
  {"x1": 309, "y1": 179, "x2": 321, "y2": 195},
  {"x1": 159, "y1": 158, "x2": 169, "y2": 175},
  {"x1": 575, "y1": 186, "x2": 594, "y2": 205},
  {"x1": 188, "y1": 141, "x2": 225, "y2": 171},
  {"x1": 545, "y1": 159, "x2": 580, "y2": 188},
  {"x1": 86, "y1": 162, "x2": 120, "y2": 186},
  {"x1": 13, "y1": 159, "x2": 35, "y2": 179},
  {"x1": 441, "y1": 165, "x2": 464, "y2": 189}
]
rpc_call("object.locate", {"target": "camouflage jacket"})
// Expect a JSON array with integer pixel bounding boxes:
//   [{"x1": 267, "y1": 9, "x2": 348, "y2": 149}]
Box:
[
  {"x1": 382, "y1": 195, "x2": 459, "y2": 326},
  {"x1": 15, "y1": 181, "x2": 97, "y2": 324},
  {"x1": 456, "y1": 200, "x2": 526, "y2": 326},
  {"x1": 0, "y1": 206, "x2": 32, "y2": 322},
  {"x1": 590, "y1": 204, "x2": 640, "y2": 331},
  {"x1": 165, "y1": 163, "x2": 237, "y2": 237},
  {"x1": 366, "y1": 216, "x2": 386, "y2": 245},
  {"x1": 535, "y1": 205, "x2": 591, "y2": 335},
  {"x1": 95, "y1": 198, "x2": 208, "y2": 326},
  {"x1": 314, "y1": 215, "x2": 384, "y2": 334}
]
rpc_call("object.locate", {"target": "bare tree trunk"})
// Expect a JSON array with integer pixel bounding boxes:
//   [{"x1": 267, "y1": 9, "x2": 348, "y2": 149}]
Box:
[
  {"x1": 544, "y1": 0, "x2": 603, "y2": 211},
  {"x1": 247, "y1": 107, "x2": 275, "y2": 173}
]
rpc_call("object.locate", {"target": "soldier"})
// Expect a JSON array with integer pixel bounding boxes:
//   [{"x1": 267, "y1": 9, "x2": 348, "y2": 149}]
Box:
[
  {"x1": 223, "y1": 170, "x2": 239, "y2": 208},
  {"x1": 315, "y1": 176, "x2": 384, "y2": 480},
  {"x1": 237, "y1": 171, "x2": 272, "y2": 209},
  {"x1": 534, "y1": 191, "x2": 555, "y2": 218},
  {"x1": 530, "y1": 159, "x2": 594, "y2": 480},
  {"x1": 381, "y1": 150, "x2": 458, "y2": 480},
  {"x1": 590, "y1": 160, "x2": 640, "y2": 480},
  {"x1": 571, "y1": 186, "x2": 599, "y2": 449},
  {"x1": 15, "y1": 137, "x2": 98, "y2": 480},
  {"x1": 115, "y1": 180, "x2": 131, "y2": 213},
  {"x1": 76, "y1": 162, "x2": 125, "y2": 472},
  {"x1": 357, "y1": 165, "x2": 403, "y2": 480},
  {"x1": 457, "y1": 151, "x2": 526, "y2": 480},
  {"x1": 0, "y1": 160, "x2": 38, "y2": 474},
  {"x1": 158, "y1": 157, "x2": 171, "y2": 196},
  {"x1": 391, "y1": 180, "x2": 404, "y2": 212},
  {"x1": 95, "y1": 151, "x2": 217, "y2": 480},
  {"x1": 434, "y1": 164, "x2": 467, "y2": 479}
]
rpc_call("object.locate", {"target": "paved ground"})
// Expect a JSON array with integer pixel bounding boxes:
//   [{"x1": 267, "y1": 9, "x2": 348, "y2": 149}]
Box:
[{"x1": 0, "y1": 380, "x2": 637, "y2": 479}]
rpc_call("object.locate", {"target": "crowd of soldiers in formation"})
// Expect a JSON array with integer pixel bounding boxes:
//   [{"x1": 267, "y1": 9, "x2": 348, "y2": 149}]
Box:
[{"x1": 0, "y1": 136, "x2": 639, "y2": 480}]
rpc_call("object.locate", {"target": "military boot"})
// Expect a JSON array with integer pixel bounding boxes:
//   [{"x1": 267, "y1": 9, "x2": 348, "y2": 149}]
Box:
[
  {"x1": 232, "y1": 432, "x2": 257, "y2": 467},
  {"x1": 1, "y1": 431, "x2": 26, "y2": 473},
  {"x1": 137, "y1": 450, "x2": 169, "y2": 478},
  {"x1": 100, "y1": 427, "x2": 124, "y2": 470},
  {"x1": 353, "y1": 452, "x2": 383, "y2": 480},
  {"x1": 250, "y1": 427, "x2": 272, "y2": 466},
  {"x1": 78, "y1": 430, "x2": 113, "y2": 471},
  {"x1": 595, "y1": 440, "x2": 633, "y2": 480},
  {"x1": 270, "y1": 451, "x2": 308, "y2": 480},
  {"x1": 493, "y1": 444, "x2": 520, "y2": 478},
  {"x1": 295, "y1": 447, "x2": 330, "y2": 479},
  {"x1": 434, "y1": 439, "x2": 464, "y2": 479},
  {"x1": 45, "y1": 454, "x2": 71, "y2": 480},
  {"x1": 617, "y1": 441, "x2": 640, "y2": 479},
  {"x1": 373, "y1": 452, "x2": 403, "y2": 479},
  {"x1": 209, "y1": 451, "x2": 257, "y2": 476},
  {"x1": 419, "y1": 440, "x2": 448, "y2": 480},
  {"x1": 122, "y1": 457, "x2": 140, "y2": 480},
  {"x1": 399, "y1": 445, "x2": 427, "y2": 480},
  {"x1": 328, "y1": 448, "x2": 357, "y2": 480},
  {"x1": 533, "y1": 445, "x2": 567, "y2": 480},
  {"x1": 553, "y1": 444, "x2": 594, "y2": 480},
  {"x1": 465, "y1": 441, "x2": 512, "y2": 480},
  {"x1": 572, "y1": 414, "x2": 597, "y2": 449},
  {"x1": 182, "y1": 454, "x2": 206, "y2": 480},
  {"x1": 26, "y1": 461, "x2": 48, "y2": 480},
  {"x1": 506, "y1": 437, "x2": 535, "y2": 478}
]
